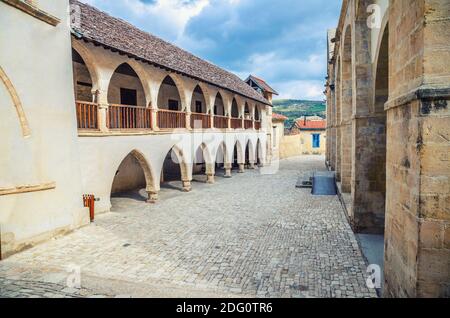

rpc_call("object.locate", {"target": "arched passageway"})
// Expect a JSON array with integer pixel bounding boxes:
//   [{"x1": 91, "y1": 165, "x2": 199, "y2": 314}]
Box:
[
  {"x1": 72, "y1": 48, "x2": 98, "y2": 129},
  {"x1": 108, "y1": 63, "x2": 146, "y2": 107},
  {"x1": 157, "y1": 75, "x2": 185, "y2": 129},
  {"x1": 233, "y1": 141, "x2": 244, "y2": 173},
  {"x1": 244, "y1": 103, "x2": 250, "y2": 119},
  {"x1": 161, "y1": 147, "x2": 191, "y2": 192},
  {"x1": 190, "y1": 85, "x2": 209, "y2": 129},
  {"x1": 192, "y1": 144, "x2": 215, "y2": 184},
  {"x1": 256, "y1": 139, "x2": 263, "y2": 166},
  {"x1": 111, "y1": 150, "x2": 154, "y2": 203},
  {"x1": 107, "y1": 63, "x2": 149, "y2": 129},
  {"x1": 72, "y1": 48, "x2": 94, "y2": 103},
  {"x1": 231, "y1": 99, "x2": 241, "y2": 129},
  {"x1": 214, "y1": 93, "x2": 225, "y2": 116},
  {"x1": 245, "y1": 140, "x2": 255, "y2": 169},
  {"x1": 213, "y1": 93, "x2": 227, "y2": 129},
  {"x1": 215, "y1": 142, "x2": 229, "y2": 177},
  {"x1": 371, "y1": 24, "x2": 389, "y2": 229},
  {"x1": 158, "y1": 75, "x2": 182, "y2": 111}
]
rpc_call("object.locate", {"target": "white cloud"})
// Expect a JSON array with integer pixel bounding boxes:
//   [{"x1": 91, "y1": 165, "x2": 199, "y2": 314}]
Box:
[
  {"x1": 80, "y1": 0, "x2": 209, "y2": 40},
  {"x1": 273, "y1": 80, "x2": 325, "y2": 100},
  {"x1": 232, "y1": 51, "x2": 326, "y2": 100}
]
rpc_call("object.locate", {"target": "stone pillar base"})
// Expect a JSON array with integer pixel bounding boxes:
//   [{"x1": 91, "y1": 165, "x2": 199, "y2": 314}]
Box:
[
  {"x1": 182, "y1": 181, "x2": 192, "y2": 192},
  {"x1": 238, "y1": 164, "x2": 245, "y2": 173},
  {"x1": 224, "y1": 168, "x2": 232, "y2": 178},
  {"x1": 206, "y1": 174, "x2": 215, "y2": 184},
  {"x1": 249, "y1": 162, "x2": 256, "y2": 169},
  {"x1": 146, "y1": 191, "x2": 159, "y2": 204}
]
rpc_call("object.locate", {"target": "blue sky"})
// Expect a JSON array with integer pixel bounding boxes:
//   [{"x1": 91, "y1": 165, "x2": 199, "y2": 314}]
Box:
[{"x1": 81, "y1": 0, "x2": 342, "y2": 101}]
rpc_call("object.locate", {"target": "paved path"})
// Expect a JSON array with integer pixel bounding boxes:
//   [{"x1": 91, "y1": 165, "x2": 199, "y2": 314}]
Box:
[{"x1": 0, "y1": 156, "x2": 377, "y2": 298}]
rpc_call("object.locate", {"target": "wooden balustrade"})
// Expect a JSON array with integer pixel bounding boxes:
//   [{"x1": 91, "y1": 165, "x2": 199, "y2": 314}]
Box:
[
  {"x1": 244, "y1": 119, "x2": 253, "y2": 130},
  {"x1": 230, "y1": 118, "x2": 243, "y2": 129},
  {"x1": 255, "y1": 121, "x2": 261, "y2": 130},
  {"x1": 76, "y1": 101, "x2": 99, "y2": 130},
  {"x1": 190, "y1": 113, "x2": 211, "y2": 129},
  {"x1": 157, "y1": 109, "x2": 186, "y2": 129},
  {"x1": 108, "y1": 104, "x2": 151, "y2": 130},
  {"x1": 214, "y1": 115, "x2": 229, "y2": 129}
]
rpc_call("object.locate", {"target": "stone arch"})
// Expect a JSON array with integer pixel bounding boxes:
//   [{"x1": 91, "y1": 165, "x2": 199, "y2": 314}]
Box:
[
  {"x1": 193, "y1": 142, "x2": 214, "y2": 166},
  {"x1": 373, "y1": 21, "x2": 389, "y2": 113},
  {"x1": 161, "y1": 144, "x2": 192, "y2": 188},
  {"x1": 233, "y1": 139, "x2": 245, "y2": 165},
  {"x1": 157, "y1": 74, "x2": 185, "y2": 111},
  {"x1": 111, "y1": 149, "x2": 157, "y2": 197},
  {"x1": 231, "y1": 98, "x2": 239, "y2": 118},
  {"x1": 256, "y1": 138, "x2": 264, "y2": 165},
  {"x1": 190, "y1": 84, "x2": 208, "y2": 114},
  {"x1": 244, "y1": 102, "x2": 250, "y2": 119},
  {"x1": 72, "y1": 47, "x2": 96, "y2": 103},
  {"x1": 214, "y1": 141, "x2": 228, "y2": 166},
  {"x1": 213, "y1": 92, "x2": 225, "y2": 116},
  {"x1": 126, "y1": 59, "x2": 153, "y2": 107},
  {"x1": 245, "y1": 138, "x2": 256, "y2": 164},
  {"x1": 254, "y1": 105, "x2": 261, "y2": 121},
  {"x1": 107, "y1": 62, "x2": 147, "y2": 107},
  {"x1": 72, "y1": 40, "x2": 100, "y2": 92},
  {"x1": 0, "y1": 66, "x2": 31, "y2": 137}
]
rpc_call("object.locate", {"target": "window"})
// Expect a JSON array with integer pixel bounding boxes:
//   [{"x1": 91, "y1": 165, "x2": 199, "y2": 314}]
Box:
[
  {"x1": 312, "y1": 134, "x2": 321, "y2": 148},
  {"x1": 120, "y1": 88, "x2": 137, "y2": 106},
  {"x1": 195, "y1": 101, "x2": 202, "y2": 113},
  {"x1": 168, "y1": 99, "x2": 179, "y2": 111}
]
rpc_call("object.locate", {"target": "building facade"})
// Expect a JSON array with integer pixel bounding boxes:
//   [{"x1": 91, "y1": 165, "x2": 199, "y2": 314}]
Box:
[
  {"x1": 290, "y1": 117, "x2": 327, "y2": 155},
  {"x1": 271, "y1": 113, "x2": 288, "y2": 159},
  {"x1": 0, "y1": 0, "x2": 274, "y2": 259},
  {"x1": 325, "y1": 0, "x2": 450, "y2": 297}
]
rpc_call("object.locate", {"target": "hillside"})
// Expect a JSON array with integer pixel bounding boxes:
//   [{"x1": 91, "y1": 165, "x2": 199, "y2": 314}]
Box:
[{"x1": 272, "y1": 99, "x2": 326, "y2": 128}]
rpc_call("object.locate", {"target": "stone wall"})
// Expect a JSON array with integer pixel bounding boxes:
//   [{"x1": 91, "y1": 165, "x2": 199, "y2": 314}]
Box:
[{"x1": 326, "y1": 0, "x2": 450, "y2": 297}]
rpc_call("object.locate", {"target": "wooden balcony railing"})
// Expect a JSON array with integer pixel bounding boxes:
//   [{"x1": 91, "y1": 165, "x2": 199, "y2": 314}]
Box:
[
  {"x1": 244, "y1": 119, "x2": 253, "y2": 130},
  {"x1": 157, "y1": 109, "x2": 186, "y2": 129},
  {"x1": 76, "y1": 101, "x2": 99, "y2": 130},
  {"x1": 214, "y1": 115, "x2": 229, "y2": 129},
  {"x1": 108, "y1": 104, "x2": 151, "y2": 130},
  {"x1": 255, "y1": 121, "x2": 261, "y2": 130},
  {"x1": 190, "y1": 113, "x2": 211, "y2": 129},
  {"x1": 230, "y1": 118, "x2": 243, "y2": 129}
]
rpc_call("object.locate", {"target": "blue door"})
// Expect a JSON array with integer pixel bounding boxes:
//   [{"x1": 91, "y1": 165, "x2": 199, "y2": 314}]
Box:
[{"x1": 312, "y1": 134, "x2": 320, "y2": 148}]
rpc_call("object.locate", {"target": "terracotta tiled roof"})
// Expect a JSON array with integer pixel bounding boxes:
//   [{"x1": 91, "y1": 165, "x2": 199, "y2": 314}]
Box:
[
  {"x1": 70, "y1": 0, "x2": 271, "y2": 105},
  {"x1": 295, "y1": 118, "x2": 327, "y2": 130},
  {"x1": 272, "y1": 113, "x2": 288, "y2": 121},
  {"x1": 246, "y1": 75, "x2": 279, "y2": 95}
]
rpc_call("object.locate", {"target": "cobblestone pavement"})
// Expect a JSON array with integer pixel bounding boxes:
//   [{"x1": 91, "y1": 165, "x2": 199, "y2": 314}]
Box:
[{"x1": 0, "y1": 156, "x2": 377, "y2": 298}]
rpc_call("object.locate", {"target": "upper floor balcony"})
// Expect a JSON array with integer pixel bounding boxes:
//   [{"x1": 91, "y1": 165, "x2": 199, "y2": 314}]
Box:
[{"x1": 72, "y1": 42, "x2": 266, "y2": 136}]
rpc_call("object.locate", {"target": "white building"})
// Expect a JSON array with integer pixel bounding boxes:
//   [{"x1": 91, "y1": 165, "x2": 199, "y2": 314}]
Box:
[{"x1": 0, "y1": 0, "x2": 274, "y2": 258}]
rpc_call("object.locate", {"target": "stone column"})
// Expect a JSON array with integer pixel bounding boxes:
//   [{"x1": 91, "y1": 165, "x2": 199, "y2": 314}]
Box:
[
  {"x1": 186, "y1": 109, "x2": 192, "y2": 130},
  {"x1": 146, "y1": 191, "x2": 159, "y2": 204},
  {"x1": 206, "y1": 163, "x2": 215, "y2": 184},
  {"x1": 182, "y1": 180, "x2": 192, "y2": 192},
  {"x1": 94, "y1": 89, "x2": 109, "y2": 133},
  {"x1": 249, "y1": 162, "x2": 256, "y2": 169},
  {"x1": 238, "y1": 163, "x2": 245, "y2": 173},
  {"x1": 224, "y1": 163, "x2": 232, "y2": 178},
  {"x1": 151, "y1": 108, "x2": 159, "y2": 131}
]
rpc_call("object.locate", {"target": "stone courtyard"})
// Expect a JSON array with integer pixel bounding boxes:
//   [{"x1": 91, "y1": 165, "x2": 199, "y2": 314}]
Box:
[{"x1": 0, "y1": 156, "x2": 377, "y2": 298}]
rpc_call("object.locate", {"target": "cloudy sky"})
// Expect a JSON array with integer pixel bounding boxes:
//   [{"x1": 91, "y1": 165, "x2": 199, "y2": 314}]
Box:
[{"x1": 80, "y1": 0, "x2": 342, "y2": 101}]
